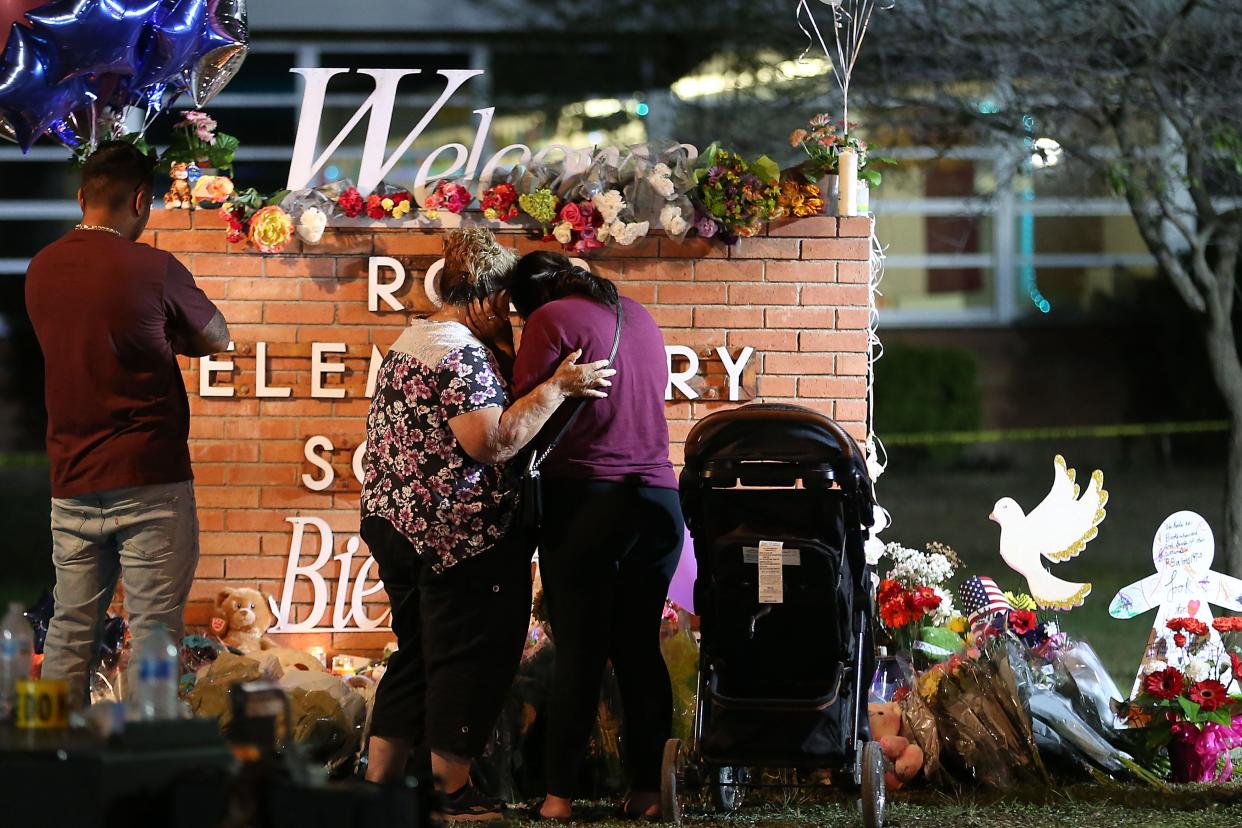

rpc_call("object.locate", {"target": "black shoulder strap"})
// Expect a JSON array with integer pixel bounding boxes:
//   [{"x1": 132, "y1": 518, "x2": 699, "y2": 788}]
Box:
[{"x1": 529, "y1": 300, "x2": 624, "y2": 473}]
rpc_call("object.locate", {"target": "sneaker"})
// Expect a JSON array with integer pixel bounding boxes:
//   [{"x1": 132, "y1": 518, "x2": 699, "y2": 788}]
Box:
[{"x1": 437, "y1": 782, "x2": 507, "y2": 823}]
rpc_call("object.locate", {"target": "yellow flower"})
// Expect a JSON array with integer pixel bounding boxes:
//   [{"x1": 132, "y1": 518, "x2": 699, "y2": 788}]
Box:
[
  {"x1": 381, "y1": 197, "x2": 394, "y2": 211},
  {"x1": 917, "y1": 668, "x2": 943, "y2": 700},
  {"x1": 948, "y1": 616, "x2": 968, "y2": 635},
  {"x1": 248, "y1": 205, "x2": 294, "y2": 254},
  {"x1": 391, "y1": 199, "x2": 410, "y2": 219}
]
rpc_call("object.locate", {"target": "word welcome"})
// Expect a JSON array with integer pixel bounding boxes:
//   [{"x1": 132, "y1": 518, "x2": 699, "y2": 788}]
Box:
[{"x1": 288, "y1": 68, "x2": 697, "y2": 197}]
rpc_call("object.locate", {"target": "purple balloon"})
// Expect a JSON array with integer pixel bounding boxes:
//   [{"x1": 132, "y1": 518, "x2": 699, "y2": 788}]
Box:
[
  {"x1": 131, "y1": 0, "x2": 205, "y2": 90},
  {"x1": 0, "y1": 23, "x2": 90, "y2": 150},
  {"x1": 26, "y1": 0, "x2": 161, "y2": 81},
  {"x1": 667, "y1": 525, "x2": 697, "y2": 614}
]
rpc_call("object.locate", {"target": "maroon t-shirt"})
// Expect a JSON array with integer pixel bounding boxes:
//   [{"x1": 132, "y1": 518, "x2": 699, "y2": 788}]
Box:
[
  {"x1": 25, "y1": 228, "x2": 219, "y2": 498},
  {"x1": 513, "y1": 295, "x2": 676, "y2": 489}
]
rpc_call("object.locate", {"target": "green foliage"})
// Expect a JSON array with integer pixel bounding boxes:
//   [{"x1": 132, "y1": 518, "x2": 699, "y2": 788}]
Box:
[{"x1": 875, "y1": 342, "x2": 982, "y2": 463}]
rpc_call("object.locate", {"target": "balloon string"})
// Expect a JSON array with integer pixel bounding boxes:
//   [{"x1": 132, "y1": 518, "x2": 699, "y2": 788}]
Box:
[{"x1": 795, "y1": 0, "x2": 834, "y2": 65}]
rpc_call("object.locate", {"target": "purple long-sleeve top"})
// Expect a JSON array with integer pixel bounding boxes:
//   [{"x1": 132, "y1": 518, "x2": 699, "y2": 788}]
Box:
[{"x1": 512, "y1": 295, "x2": 677, "y2": 489}]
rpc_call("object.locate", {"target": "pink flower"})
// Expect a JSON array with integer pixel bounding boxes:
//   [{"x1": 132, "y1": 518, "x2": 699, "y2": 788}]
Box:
[{"x1": 560, "y1": 202, "x2": 585, "y2": 231}]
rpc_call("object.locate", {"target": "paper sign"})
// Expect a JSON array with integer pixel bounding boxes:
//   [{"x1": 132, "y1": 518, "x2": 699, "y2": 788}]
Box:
[
  {"x1": 742, "y1": 547, "x2": 802, "y2": 565},
  {"x1": 758, "y1": 540, "x2": 784, "y2": 604},
  {"x1": 1109, "y1": 511, "x2": 1242, "y2": 697}
]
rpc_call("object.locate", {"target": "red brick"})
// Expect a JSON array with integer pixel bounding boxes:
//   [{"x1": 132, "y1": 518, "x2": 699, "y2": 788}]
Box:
[
  {"x1": 694, "y1": 306, "x2": 764, "y2": 328},
  {"x1": 765, "y1": 352, "x2": 834, "y2": 375},
  {"x1": 195, "y1": 254, "x2": 264, "y2": 276},
  {"x1": 836, "y1": 353, "x2": 869, "y2": 375},
  {"x1": 147, "y1": 209, "x2": 191, "y2": 229},
  {"x1": 769, "y1": 216, "x2": 837, "y2": 237},
  {"x1": 694, "y1": 260, "x2": 764, "y2": 282},
  {"x1": 729, "y1": 330, "x2": 797, "y2": 351},
  {"x1": 802, "y1": 284, "x2": 870, "y2": 306},
  {"x1": 836, "y1": 308, "x2": 871, "y2": 329},
  {"x1": 728, "y1": 238, "x2": 799, "y2": 260},
  {"x1": 213, "y1": 301, "x2": 262, "y2": 324},
  {"x1": 618, "y1": 283, "x2": 657, "y2": 303},
  {"x1": 230, "y1": 465, "x2": 300, "y2": 486},
  {"x1": 192, "y1": 209, "x2": 230, "y2": 230},
  {"x1": 191, "y1": 442, "x2": 259, "y2": 462},
  {"x1": 624, "y1": 260, "x2": 693, "y2": 282},
  {"x1": 512, "y1": 236, "x2": 562, "y2": 256},
  {"x1": 158, "y1": 229, "x2": 224, "y2": 253},
  {"x1": 195, "y1": 486, "x2": 260, "y2": 508},
  {"x1": 598, "y1": 237, "x2": 660, "y2": 258},
  {"x1": 835, "y1": 399, "x2": 869, "y2": 420},
  {"x1": 729, "y1": 283, "x2": 798, "y2": 305},
  {"x1": 226, "y1": 557, "x2": 289, "y2": 579},
  {"x1": 225, "y1": 278, "x2": 301, "y2": 300},
  {"x1": 264, "y1": 257, "x2": 336, "y2": 278},
  {"x1": 766, "y1": 307, "x2": 835, "y2": 328},
  {"x1": 659, "y1": 237, "x2": 727, "y2": 258},
  {"x1": 766, "y1": 260, "x2": 836, "y2": 282},
  {"x1": 649, "y1": 306, "x2": 693, "y2": 328},
  {"x1": 373, "y1": 234, "x2": 445, "y2": 256},
  {"x1": 799, "y1": 376, "x2": 867, "y2": 398},
  {"x1": 838, "y1": 262, "x2": 871, "y2": 284},
  {"x1": 802, "y1": 238, "x2": 870, "y2": 260},
  {"x1": 757, "y1": 375, "x2": 797, "y2": 397},
  {"x1": 310, "y1": 231, "x2": 374, "y2": 254},
  {"x1": 265, "y1": 302, "x2": 336, "y2": 324},
  {"x1": 801, "y1": 330, "x2": 869, "y2": 352},
  {"x1": 838, "y1": 216, "x2": 872, "y2": 237},
  {"x1": 659, "y1": 283, "x2": 726, "y2": 304}
]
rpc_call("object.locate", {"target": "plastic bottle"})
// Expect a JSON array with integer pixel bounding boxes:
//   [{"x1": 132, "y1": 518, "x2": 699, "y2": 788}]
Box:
[
  {"x1": 132, "y1": 624, "x2": 180, "y2": 721},
  {"x1": 0, "y1": 602, "x2": 33, "y2": 720}
]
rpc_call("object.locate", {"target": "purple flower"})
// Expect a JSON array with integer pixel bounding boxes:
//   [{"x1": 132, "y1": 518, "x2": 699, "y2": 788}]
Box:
[{"x1": 695, "y1": 215, "x2": 719, "y2": 238}]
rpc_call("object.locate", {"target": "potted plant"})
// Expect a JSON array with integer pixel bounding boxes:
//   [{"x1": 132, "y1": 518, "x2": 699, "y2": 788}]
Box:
[
  {"x1": 789, "y1": 115, "x2": 893, "y2": 215},
  {"x1": 162, "y1": 111, "x2": 239, "y2": 176}
]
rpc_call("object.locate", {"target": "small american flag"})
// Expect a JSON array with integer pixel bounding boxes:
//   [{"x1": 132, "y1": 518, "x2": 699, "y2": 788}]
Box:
[{"x1": 959, "y1": 576, "x2": 1011, "y2": 625}]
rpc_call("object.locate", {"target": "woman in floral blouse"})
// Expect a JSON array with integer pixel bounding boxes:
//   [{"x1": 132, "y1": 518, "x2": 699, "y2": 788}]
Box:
[{"x1": 361, "y1": 228, "x2": 614, "y2": 822}]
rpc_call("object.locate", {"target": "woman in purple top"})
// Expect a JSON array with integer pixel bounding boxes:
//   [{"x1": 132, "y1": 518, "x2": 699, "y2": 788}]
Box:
[{"x1": 511, "y1": 251, "x2": 684, "y2": 822}]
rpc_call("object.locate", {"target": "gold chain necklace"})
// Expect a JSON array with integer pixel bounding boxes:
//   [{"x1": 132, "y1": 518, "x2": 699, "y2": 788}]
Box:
[{"x1": 75, "y1": 223, "x2": 123, "y2": 237}]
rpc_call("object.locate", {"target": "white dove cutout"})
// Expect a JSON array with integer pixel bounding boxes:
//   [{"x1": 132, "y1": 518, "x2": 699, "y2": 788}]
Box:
[
  {"x1": 1109, "y1": 511, "x2": 1242, "y2": 697},
  {"x1": 990, "y1": 454, "x2": 1107, "y2": 609}
]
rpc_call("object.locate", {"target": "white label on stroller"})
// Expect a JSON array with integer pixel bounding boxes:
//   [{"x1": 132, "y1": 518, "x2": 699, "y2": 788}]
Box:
[
  {"x1": 758, "y1": 540, "x2": 784, "y2": 604},
  {"x1": 742, "y1": 547, "x2": 801, "y2": 565}
]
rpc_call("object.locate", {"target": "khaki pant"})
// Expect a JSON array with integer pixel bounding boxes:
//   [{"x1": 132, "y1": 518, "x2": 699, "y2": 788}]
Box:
[{"x1": 42, "y1": 480, "x2": 199, "y2": 706}]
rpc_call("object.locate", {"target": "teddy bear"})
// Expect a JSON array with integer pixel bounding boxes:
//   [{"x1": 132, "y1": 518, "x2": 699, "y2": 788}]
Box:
[
  {"x1": 210, "y1": 587, "x2": 276, "y2": 654},
  {"x1": 868, "y1": 700, "x2": 924, "y2": 789},
  {"x1": 163, "y1": 161, "x2": 194, "y2": 209}
]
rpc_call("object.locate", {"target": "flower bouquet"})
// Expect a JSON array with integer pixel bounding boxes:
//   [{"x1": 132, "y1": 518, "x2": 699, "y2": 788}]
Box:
[
  {"x1": 220, "y1": 188, "x2": 295, "y2": 253},
  {"x1": 162, "y1": 111, "x2": 239, "y2": 175},
  {"x1": 789, "y1": 114, "x2": 894, "y2": 188},
  {"x1": 691, "y1": 143, "x2": 781, "y2": 243},
  {"x1": 421, "y1": 180, "x2": 471, "y2": 219},
  {"x1": 480, "y1": 182, "x2": 520, "y2": 221},
  {"x1": 1116, "y1": 615, "x2": 1242, "y2": 783},
  {"x1": 875, "y1": 542, "x2": 961, "y2": 661}
]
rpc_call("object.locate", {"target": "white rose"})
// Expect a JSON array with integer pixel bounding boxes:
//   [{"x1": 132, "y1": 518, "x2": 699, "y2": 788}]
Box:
[
  {"x1": 296, "y1": 206, "x2": 327, "y2": 244},
  {"x1": 552, "y1": 221, "x2": 573, "y2": 245},
  {"x1": 649, "y1": 173, "x2": 675, "y2": 199},
  {"x1": 660, "y1": 204, "x2": 688, "y2": 236},
  {"x1": 592, "y1": 190, "x2": 626, "y2": 224}
]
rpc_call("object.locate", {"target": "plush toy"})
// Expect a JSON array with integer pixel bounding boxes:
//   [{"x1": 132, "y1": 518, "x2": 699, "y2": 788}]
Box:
[
  {"x1": 210, "y1": 587, "x2": 275, "y2": 654},
  {"x1": 164, "y1": 161, "x2": 193, "y2": 209},
  {"x1": 868, "y1": 701, "x2": 924, "y2": 789}
]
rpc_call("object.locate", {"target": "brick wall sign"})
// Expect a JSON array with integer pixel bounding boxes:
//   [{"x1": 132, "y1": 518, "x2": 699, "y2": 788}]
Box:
[{"x1": 152, "y1": 209, "x2": 872, "y2": 653}]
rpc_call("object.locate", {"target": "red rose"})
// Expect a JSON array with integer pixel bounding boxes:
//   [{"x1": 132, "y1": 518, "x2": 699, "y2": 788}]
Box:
[
  {"x1": 1008, "y1": 609, "x2": 1038, "y2": 636},
  {"x1": 1188, "y1": 679, "x2": 1229, "y2": 711},
  {"x1": 1144, "y1": 667, "x2": 1185, "y2": 701},
  {"x1": 1173, "y1": 633, "x2": 1188, "y2": 648},
  {"x1": 338, "y1": 186, "x2": 364, "y2": 218},
  {"x1": 560, "y1": 201, "x2": 586, "y2": 231}
]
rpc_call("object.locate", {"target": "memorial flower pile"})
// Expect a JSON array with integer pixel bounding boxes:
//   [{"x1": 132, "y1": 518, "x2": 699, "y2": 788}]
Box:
[
  {"x1": 366, "y1": 189, "x2": 414, "y2": 220},
  {"x1": 219, "y1": 188, "x2": 295, "y2": 253},
  {"x1": 876, "y1": 541, "x2": 960, "y2": 652},
  {"x1": 518, "y1": 188, "x2": 559, "y2": 234},
  {"x1": 422, "y1": 180, "x2": 472, "y2": 219},
  {"x1": 789, "y1": 114, "x2": 893, "y2": 187},
  {"x1": 691, "y1": 143, "x2": 782, "y2": 243},
  {"x1": 163, "y1": 110, "x2": 240, "y2": 174},
  {"x1": 480, "y1": 182, "x2": 519, "y2": 221}
]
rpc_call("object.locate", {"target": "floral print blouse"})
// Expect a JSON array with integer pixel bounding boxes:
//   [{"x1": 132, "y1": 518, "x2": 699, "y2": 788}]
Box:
[{"x1": 362, "y1": 320, "x2": 513, "y2": 572}]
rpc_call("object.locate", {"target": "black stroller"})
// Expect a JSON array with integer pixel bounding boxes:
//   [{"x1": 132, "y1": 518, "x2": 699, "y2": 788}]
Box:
[{"x1": 661, "y1": 403, "x2": 885, "y2": 826}]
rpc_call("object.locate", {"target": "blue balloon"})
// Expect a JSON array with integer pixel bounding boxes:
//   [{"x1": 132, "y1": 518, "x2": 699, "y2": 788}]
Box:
[
  {"x1": 26, "y1": 0, "x2": 161, "y2": 82},
  {"x1": 131, "y1": 0, "x2": 206, "y2": 90},
  {"x1": 0, "y1": 23, "x2": 90, "y2": 150}
]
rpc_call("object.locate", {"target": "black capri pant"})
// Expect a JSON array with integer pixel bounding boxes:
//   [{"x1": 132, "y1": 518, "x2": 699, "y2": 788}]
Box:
[
  {"x1": 361, "y1": 516, "x2": 534, "y2": 759},
  {"x1": 538, "y1": 478, "x2": 684, "y2": 796}
]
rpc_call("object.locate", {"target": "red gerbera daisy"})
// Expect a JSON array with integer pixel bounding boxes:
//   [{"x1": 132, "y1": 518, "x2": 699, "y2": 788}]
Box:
[
  {"x1": 911, "y1": 586, "x2": 942, "y2": 613},
  {"x1": 1008, "y1": 609, "x2": 1038, "y2": 636},
  {"x1": 1188, "y1": 679, "x2": 1229, "y2": 711},
  {"x1": 1144, "y1": 667, "x2": 1185, "y2": 701}
]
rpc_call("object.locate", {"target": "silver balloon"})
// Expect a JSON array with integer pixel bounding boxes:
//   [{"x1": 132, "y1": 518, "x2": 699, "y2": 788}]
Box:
[
  {"x1": 190, "y1": 0, "x2": 247, "y2": 108},
  {"x1": 0, "y1": 117, "x2": 16, "y2": 144}
]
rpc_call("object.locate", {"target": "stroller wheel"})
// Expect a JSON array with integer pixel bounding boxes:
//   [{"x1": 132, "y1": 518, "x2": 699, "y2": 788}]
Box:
[
  {"x1": 859, "y1": 741, "x2": 887, "y2": 828},
  {"x1": 660, "y1": 738, "x2": 683, "y2": 824},
  {"x1": 708, "y1": 766, "x2": 747, "y2": 813}
]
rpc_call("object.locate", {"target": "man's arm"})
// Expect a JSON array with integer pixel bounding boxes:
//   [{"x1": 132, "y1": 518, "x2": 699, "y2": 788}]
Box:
[{"x1": 172, "y1": 309, "x2": 230, "y2": 357}]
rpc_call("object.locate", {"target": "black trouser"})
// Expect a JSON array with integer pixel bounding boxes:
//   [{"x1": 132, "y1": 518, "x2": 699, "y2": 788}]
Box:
[
  {"x1": 361, "y1": 516, "x2": 534, "y2": 759},
  {"x1": 538, "y1": 479, "x2": 684, "y2": 796}
]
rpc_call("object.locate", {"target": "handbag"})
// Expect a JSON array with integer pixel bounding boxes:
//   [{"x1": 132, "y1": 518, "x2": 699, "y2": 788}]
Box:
[{"x1": 518, "y1": 300, "x2": 624, "y2": 531}]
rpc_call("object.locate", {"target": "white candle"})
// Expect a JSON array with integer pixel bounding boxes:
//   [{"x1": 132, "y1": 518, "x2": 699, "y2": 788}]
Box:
[{"x1": 837, "y1": 148, "x2": 858, "y2": 217}]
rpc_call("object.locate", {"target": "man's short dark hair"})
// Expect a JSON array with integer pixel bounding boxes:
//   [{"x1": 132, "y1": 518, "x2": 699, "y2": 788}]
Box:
[{"x1": 80, "y1": 141, "x2": 158, "y2": 210}]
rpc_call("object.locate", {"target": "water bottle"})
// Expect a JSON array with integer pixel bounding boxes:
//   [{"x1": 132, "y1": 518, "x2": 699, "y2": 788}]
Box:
[
  {"x1": 0, "y1": 602, "x2": 33, "y2": 720},
  {"x1": 132, "y1": 624, "x2": 179, "y2": 720}
]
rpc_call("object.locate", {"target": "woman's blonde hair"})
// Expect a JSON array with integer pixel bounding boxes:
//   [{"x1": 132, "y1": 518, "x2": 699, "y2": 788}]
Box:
[{"x1": 439, "y1": 227, "x2": 517, "y2": 305}]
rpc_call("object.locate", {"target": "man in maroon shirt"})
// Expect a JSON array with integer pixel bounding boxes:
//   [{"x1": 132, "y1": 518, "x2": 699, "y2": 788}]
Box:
[{"x1": 24, "y1": 142, "x2": 229, "y2": 706}]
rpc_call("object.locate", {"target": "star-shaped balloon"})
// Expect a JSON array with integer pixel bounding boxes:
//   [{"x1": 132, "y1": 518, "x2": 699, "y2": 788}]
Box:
[
  {"x1": 25, "y1": 0, "x2": 162, "y2": 82},
  {"x1": 188, "y1": 0, "x2": 245, "y2": 108},
  {"x1": 0, "y1": 23, "x2": 90, "y2": 150},
  {"x1": 130, "y1": 0, "x2": 206, "y2": 90}
]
